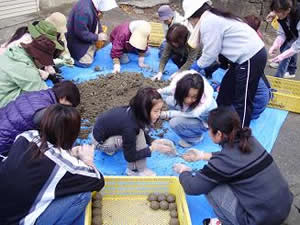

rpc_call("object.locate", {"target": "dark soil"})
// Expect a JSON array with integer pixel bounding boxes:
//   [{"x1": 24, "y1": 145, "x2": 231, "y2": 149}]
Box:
[{"x1": 78, "y1": 72, "x2": 168, "y2": 138}]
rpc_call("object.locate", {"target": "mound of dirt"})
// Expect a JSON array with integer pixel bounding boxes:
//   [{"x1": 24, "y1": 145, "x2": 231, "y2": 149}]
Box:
[{"x1": 78, "y1": 72, "x2": 169, "y2": 138}]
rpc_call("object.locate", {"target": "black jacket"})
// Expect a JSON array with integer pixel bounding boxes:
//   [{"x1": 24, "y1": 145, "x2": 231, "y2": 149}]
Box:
[{"x1": 93, "y1": 106, "x2": 152, "y2": 162}]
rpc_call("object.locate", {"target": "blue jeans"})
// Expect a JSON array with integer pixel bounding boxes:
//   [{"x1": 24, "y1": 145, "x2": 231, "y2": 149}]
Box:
[
  {"x1": 275, "y1": 41, "x2": 298, "y2": 77},
  {"x1": 35, "y1": 192, "x2": 91, "y2": 225},
  {"x1": 252, "y1": 78, "x2": 271, "y2": 119},
  {"x1": 169, "y1": 117, "x2": 207, "y2": 144}
]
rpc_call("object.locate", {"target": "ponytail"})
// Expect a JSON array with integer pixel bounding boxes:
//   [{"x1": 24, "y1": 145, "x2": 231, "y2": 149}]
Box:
[
  {"x1": 237, "y1": 127, "x2": 252, "y2": 153},
  {"x1": 208, "y1": 107, "x2": 253, "y2": 154}
]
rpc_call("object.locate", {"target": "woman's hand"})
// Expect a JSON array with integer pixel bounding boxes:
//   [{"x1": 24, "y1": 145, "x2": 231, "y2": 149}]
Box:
[
  {"x1": 182, "y1": 149, "x2": 212, "y2": 162},
  {"x1": 151, "y1": 72, "x2": 163, "y2": 81},
  {"x1": 150, "y1": 142, "x2": 175, "y2": 155},
  {"x1": 160, "y1": 111, "x2": 169, "y2": 120},
  {"x1": 71, "y1": 144, "x2": 95, "y2": 167},
  {"x1": 173, "y1": 163, "x2": 192, "y2": 174},
  {"x1": 138, "y1": 56, "x2": 150, "y2": 68}
]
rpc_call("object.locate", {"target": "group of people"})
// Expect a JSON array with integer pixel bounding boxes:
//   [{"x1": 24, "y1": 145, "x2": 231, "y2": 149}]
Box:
[{"x1": 0, "y1": 0, "x2": 299, "y2": 224}]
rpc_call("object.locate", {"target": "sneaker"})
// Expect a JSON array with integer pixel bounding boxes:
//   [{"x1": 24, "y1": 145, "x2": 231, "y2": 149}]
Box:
[
  {"x1": 125, "y1": 168, "x2": 156, "y2": 176},
  {"x1": 269, "y1": 62, "x2": 279, "y2": 69},
  {"x1": 178, "y1": 139, "x2": 192, "y2": 148},
  {"x1": 203, "y1": 218, "x2": 222, "y2": 225},
  {"x1": 283, "y1": 72, "x2": 296, "y2": 79}
]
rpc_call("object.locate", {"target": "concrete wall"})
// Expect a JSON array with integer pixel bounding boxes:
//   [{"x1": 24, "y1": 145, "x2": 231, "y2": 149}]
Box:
[{"x1": 39, "y1": 0, "x2": 76, "y2": 9}]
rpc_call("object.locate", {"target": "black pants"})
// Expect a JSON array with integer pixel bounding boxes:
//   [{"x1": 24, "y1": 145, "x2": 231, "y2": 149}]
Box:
[{"x1": 216, "y1": 48, "x2": 267, "y2": 127}]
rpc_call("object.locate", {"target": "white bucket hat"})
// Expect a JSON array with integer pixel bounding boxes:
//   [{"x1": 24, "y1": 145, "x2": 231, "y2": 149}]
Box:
[
  {"x1": 45, "y1": 12, "x2": 67, "y2": 34},
  {"x1": 183, "y1": 0, "x2": 212, "y2": 19},
  {"x1": 92, "y1": 0, "x2": 118, "y2": 12},
  {"x1": 129, "y1": 22, "x2": 151, "y2": 51}
]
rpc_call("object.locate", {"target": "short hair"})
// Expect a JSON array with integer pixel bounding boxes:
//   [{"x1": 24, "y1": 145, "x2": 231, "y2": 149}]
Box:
[
  {"x1": 129, "y1": 87, "x2": 162, "y2": 127},
  {"x1": 52, "y1": 81, "x2": 80, "y2": 107},
  {"x1": 166, "y1": 24, "x2": 189, "y2": 48},
  {"x1": 174, "y1": 73, "x2": 204, "y2": 109},
  {"x1": 244, "y1": 15, "x2": 261, "y2": 31},
  {"x1": 270, "y1": 0, "x2": 294, "y2": 12},
  {"x1": 39, "y1": 104, "x2": 81, "y2": 153}
]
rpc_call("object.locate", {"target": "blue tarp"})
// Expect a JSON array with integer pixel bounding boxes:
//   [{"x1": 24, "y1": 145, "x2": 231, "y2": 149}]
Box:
[{"x1": 60, "y1": 44, "x2": 288, "y2": 224}]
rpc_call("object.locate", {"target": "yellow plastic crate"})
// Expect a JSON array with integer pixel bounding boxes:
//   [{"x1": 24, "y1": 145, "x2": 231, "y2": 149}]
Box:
[
  {"x1": 85, "y1": 176, "x2": 191, "y2": 225},
  {"x1": 267, "y1": 75, "x2": 300, "y2": 113},
  {"x1": 149, "y1": 22, "x2": 165, "y2": 47}
]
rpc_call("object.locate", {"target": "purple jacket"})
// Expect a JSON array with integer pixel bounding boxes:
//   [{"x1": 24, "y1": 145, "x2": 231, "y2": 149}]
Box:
[
  {"x1": 66, "y1": 0, "x2": 102, "y2": 60},
  {"x1": 0, "y1": 89, "x2": 57, "y2": 154},
  {"x1": 110, "y1": 22, "x2": 147, "y2": 59}
]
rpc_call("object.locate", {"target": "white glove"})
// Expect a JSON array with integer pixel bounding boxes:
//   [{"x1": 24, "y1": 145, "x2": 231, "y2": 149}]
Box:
[
  {"x1": 151, "y1": 72, "x2": 163, "y2": 81},
  {"x1": 182, "y1": 149, "x2": 204, "y2": 162},
  {"x1": 113, "y1": 63, "x2": 121, "y2": 73},
  {"x1": 98, "y1": 32, "x2": 108, "y2": 41},
  {"x1": 152, "y1": 139, "x2": 176, "y2": 155},
  {"x1": 160, "y1": 111, "x2": 169, "y2": 120},
  {"x1": 39, "y1": 69, "x2": 49, "y2": 80},
  {"x1": 71, "y1": 144, "x2": 95, "y2": 167},
  {"x1": 44, "y1": 65, "x2": 56, "y2": 75},
  {"x1": 138, "y1": 56, "x2": 150, "y2": 68},
  {"x1": 150, "y1": 142, "x2": 174, "y2": 155},
  {"x1": 173, "y1": 163, "x2": 192, "y2": 174}
]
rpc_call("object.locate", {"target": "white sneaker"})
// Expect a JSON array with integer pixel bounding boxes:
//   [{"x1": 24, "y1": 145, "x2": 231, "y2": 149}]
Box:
[
  {"x1": 125, "y1": 168, "x2": 156, "y2": 176},
  {"x1": 283, "y1": 72, "x2": 296, "y2": 79},
  {"x1": 269, "y1": 62, "x2": 279, "y2": 69}
]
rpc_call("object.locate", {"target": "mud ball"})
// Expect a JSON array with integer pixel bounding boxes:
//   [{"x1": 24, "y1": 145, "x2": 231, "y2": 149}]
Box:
[
  {"x1": 147, "y1": 193, "x2": 158, "y2": 201},
  {"x1": 92, "y1": 192, "x2": 102, "y2": 201},
  {"x1": 170, "y1": 210, "x2": 178, "y2": 218},
  {"x1": 92, "y1": 215, "x2": 102, "y2": 225},
  {"x1": 92, "y1": 200, "x2": 102, "y2": 208},
  {"x1": 150, "y1": 201, "x2": 160, "y2": 210},
  {"x1": 157, "y1": 193, "x2": 167, "y2": 202},
  {"x1": 92, "y1": 208, "x2": 102, "y2": 217},
  {"x1": 94, "y1": 66, "x2": 101, "y2": 72},
  {"x1": 166, "y1": 194, "x2": 176, "y2": 203},
  {"x1": 169, "y1": 218, "x2": 180, "y2": 225},
  {"x1": 169, "y1": 203, "x2": 177, "y2": 211},
  {"x1": 159, "y1": 200, "x2": 169, "y2": 210}
]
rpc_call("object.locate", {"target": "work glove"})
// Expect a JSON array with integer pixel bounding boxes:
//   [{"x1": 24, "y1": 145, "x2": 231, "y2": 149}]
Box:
[
  {"x1": 138, "y1": 56, "x2": 150, "y2": 68},
  {"x1": 160, "y1": 111, "x2": 170, "y2": 120},
  {"x1": 173, "y1": 163, "x2": 192, "y2": 174},
  {"x1": 71, "y1": 144, "x2": 95, "y2": 167},
  {"x1": 152, "y1": 139, "x2": 176, "y2": 155},
  {"x1": 269, "y1": 47, "x2": 297, "y2": 63},
  {"x1": 151, "y1": 72, "x2": 163, "y2": 81},
  {"x1": 98, "y1": 32, "x2": 108, "y2": 41},
  {"x1": 150, "y1": 142, "x2": 174, "y2": 155},
  {"x1": 182, "y1": 149, "x2": 205, "y2": 162},
  {"x1": 39, "y1": 69, "x2": 49, "y2": 80},
  {"x1": 113, "y1": 63, "x2": 121, "y2": 73}
]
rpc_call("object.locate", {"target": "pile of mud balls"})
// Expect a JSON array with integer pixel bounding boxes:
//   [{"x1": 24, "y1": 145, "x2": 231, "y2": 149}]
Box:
[
  {"x1": 92, "y1": 192, "x2": 103, "y2": 225},
  {"x1": 148, "y1": 193, "x2": 180, "y2": 225}
]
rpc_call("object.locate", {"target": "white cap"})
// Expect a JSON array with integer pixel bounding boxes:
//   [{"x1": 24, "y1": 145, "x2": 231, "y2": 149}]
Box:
[
  {"x1": 183, "y1": 0, "x2": 212, "y2": 19},
  {"x1": 92, "y1": 0, "x2": 118, "y2": 12}
]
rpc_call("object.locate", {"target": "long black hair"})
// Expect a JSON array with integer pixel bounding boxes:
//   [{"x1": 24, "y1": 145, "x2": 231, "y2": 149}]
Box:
[
  {"x1": 190, "y1": 2, "x2": 241, "y2": 21},
  {"x1": 208, "y1": 107, "x2": 252, "y2": 153},
  {"x1": 129, "y1": 87, "x2": 162, "y2": 127},
  {"x1": 174, "y1": 73, "x2": 204, "y2": 109}
]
